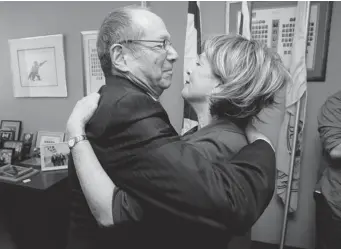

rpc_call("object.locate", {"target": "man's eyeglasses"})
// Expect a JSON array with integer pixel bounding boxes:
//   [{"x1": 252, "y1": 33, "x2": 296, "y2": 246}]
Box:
[{"x1": 119, "y1": 39, "x2": 173, "y2": 51}]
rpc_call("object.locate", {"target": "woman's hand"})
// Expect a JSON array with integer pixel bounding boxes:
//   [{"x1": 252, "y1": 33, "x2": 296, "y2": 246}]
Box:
[{"x1": 67, "y1": 92, "x2": 100, "y2": 138}]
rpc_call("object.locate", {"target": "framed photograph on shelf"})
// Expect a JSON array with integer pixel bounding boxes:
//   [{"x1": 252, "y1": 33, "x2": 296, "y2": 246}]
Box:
[
  {"x1": 36, "y1": 131, "x2": 65, "y2": 147},
  {"x1": 0, "y1": 130, "x2": 15, "y2": 143},
  {"x1": 81, "y1": 30, "x2": 105, "y2": 96},
  {"x1": 8, "y1": 34, "x2": 68, "y2": 97},
  {"x1": 0, "y1": 120, "x2": 22, "y2": 140},
  {"x1": 0, "y1": 164, "x2": 38, "y2": 183},
  {"x1": 21, "y1": 132, "x2": 34, "y2": 159},
  {"x1": 0, "y1": 148, "x2": 14, "y2": 166},
  {"x1": 22, "y1": 132, "x2": 34, "y2": 144},
  {"x1": 40, "y1": 142, "x2": 69, "y2": 171},
  {"x1": 3, "y1": 141, "x2": 24, "y2": 161},
  {"x1": 226, "y1": 1, "x2": 333, "y2": 81}
]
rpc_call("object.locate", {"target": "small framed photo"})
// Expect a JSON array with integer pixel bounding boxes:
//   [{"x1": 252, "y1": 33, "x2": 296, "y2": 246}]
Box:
[
  {"x1": 0, "y1": 120, "x2": 22, "y2": 140},
  {"x1": 36, "y1": 131, "x2": 65, "y2": 147},
  {"x1": 0, "y1": 148, "x2": 14, "y2": 166},
  {"x1": 22, "y1": 133, "x2": 34, "y2": 144},
  {"x1": 40, "y1": 142, "x2": 69, "y2": 171},
  {"x1": 3, "y1": 141, "x2": 24, "y2": 161},
  {"x1": 0, "y1": 130, "x2": 15, "y2": 142}
]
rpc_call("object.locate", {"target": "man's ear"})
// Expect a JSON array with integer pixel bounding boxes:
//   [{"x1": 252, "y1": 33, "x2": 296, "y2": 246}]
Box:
[{"x1": 109, "y1": 44, "x2": 129, "y2": 73}]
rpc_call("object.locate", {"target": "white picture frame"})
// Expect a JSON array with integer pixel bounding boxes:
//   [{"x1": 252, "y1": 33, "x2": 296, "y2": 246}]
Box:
[
  {"x1": 81, "y1": 30, "x2": 105, "y2": 96},
  {"x1": 8, "y1": 34, "x2": 67, "y2": 97},
  {"x1": 40, "y1": 142, "x2": 69, "y2": 171},
  {"x1": 36, "y1": 131, "x2": 65, "y2": 148}
]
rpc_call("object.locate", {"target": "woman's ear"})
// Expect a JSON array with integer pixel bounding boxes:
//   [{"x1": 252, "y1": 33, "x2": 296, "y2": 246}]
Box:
[{"x1": 109, "y1": 44, "x2": 129, "y2": 73}]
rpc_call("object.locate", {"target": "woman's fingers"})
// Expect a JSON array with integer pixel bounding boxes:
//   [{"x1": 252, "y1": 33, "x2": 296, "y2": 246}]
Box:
[
  {"x1": 78, "y1": 92, "x2": 100, "y2": 110},
  {"x1": 66, "y1": 92, "x2": 101, "y2": 137}
]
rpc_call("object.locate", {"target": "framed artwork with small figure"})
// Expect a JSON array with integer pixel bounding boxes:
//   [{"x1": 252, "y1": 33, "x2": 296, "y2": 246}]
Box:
[{"x1": 8, "y1": 34, "x2": 67, "y2": 97}]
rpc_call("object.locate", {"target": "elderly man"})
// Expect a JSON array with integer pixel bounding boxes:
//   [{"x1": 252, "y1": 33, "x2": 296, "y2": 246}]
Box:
[
  {"x1": 316, "y1": 91, "x2": 341, "y2": 249},
  {"x1": 66, "y1": 5, "x2": 276, "y2": 249}
]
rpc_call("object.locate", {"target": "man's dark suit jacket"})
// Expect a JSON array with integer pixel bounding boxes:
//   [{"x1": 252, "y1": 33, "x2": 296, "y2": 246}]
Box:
[
  {"x1": 109, "y1": 119, "x2": 275, "y2": 249},
  {"x1": 67, "y1": 75, "x2": 276, "y2": 249}
]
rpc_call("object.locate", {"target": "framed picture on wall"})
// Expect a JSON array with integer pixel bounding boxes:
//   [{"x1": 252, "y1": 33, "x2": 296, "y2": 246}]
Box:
[
  {"x1": 0, "y1": 120, "x2": 22, "y2": 141},
  {"x1": 226, "y1": 1, "x2": 333, "y2": 81},
  {"x1": 40, "y1": 142, "x2": 69, "y2": 171},
  {"x1": 36, "y1": 131, "x2": 65, "y2": 148},
  {"x1": 81, "y1": 30, "x2": 105, "y2": 96},
  {"x1": 8, "y1": 34, "x2": 68, "y2": 97}
]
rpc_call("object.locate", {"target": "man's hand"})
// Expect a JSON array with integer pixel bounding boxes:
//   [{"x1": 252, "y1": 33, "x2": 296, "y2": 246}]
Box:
[
  {"x1": 245, "y1": 123, "x2": 274, "y2": 151},
  {"x1": 66, "y1": 92, "x2": 100, "y2": 138}
]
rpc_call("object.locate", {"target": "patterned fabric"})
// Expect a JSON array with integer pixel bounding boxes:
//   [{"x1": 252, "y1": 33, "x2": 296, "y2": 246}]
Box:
[
  {"x1": 239, "y1": 1, "x2": 252, "y2": 39},
  {"x1": 276, "y1": 2, "x2": 309, "y2": 213}
]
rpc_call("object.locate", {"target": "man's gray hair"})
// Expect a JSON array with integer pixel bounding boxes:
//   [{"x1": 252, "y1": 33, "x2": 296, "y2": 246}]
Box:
[{"x1": 97, "y1": 5, "x2": 148, "y2": 77}]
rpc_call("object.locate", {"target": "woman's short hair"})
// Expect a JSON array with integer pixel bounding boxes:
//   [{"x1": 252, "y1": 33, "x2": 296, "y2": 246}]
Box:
[{"x1": 204, "y1": 34, "x2": 290, "y2": 123}]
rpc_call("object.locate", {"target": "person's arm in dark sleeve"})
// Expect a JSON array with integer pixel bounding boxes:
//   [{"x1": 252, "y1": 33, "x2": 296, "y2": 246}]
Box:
[
  {"x1": 110, "y1": 139, "x2": 275, "y2": 233},
  {"x1": 112, "y1": 188, "x2": 144, "y2": 224},
  {"x1": 317, "y1": 92, "x2": 341, "y2": 161},
  {"x1": 225, "y1": 140, "x2": 276, "y2": 232},
  {"x1": 70, "y1": 91, "x2": 275, "y2": 230},
  {"x1": 71, "y1": 137, "x2": 144, "y2": 227},
  {"x1": 71, "y1": 135, "x2": 275, "y2": 232}
]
